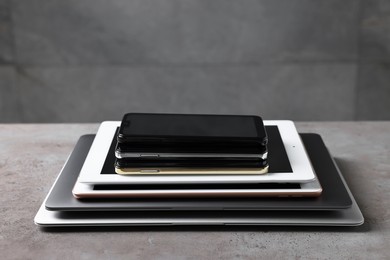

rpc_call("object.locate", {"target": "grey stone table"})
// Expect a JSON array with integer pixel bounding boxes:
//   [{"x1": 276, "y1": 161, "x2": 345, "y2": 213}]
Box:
[{"x1": 0, "y1": 122, "x2": 389, "y2": 259}]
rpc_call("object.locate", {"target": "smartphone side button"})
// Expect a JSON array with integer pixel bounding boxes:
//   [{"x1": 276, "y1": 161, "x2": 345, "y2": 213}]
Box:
[
  {"x1": 140, "y1": 154, "x2": 160, "y2": 158},
  {"x1": 140, "y1": 169, "x2": 160, "y2": 173}
]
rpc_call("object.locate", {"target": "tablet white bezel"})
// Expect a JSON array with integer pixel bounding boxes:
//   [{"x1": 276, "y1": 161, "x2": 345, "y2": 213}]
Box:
[{"x1": 77, "y1": 121, "x2": 316, "y2": 184}]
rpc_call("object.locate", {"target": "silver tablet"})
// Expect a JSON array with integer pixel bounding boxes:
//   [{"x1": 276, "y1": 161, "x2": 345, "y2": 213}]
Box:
[{"x1": 72, "y1": 176, "x2": 322, "y2": 199}]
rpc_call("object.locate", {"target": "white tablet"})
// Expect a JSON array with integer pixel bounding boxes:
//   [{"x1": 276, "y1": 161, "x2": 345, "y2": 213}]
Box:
[{"x1": 77, "y1": 121, "x2": 316, "y2": 184}]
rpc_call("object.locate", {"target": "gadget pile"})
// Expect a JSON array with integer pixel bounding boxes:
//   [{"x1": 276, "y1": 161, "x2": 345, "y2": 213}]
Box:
[{"x1": 35, "y1": 114, "x2": 364, "y2": 227}]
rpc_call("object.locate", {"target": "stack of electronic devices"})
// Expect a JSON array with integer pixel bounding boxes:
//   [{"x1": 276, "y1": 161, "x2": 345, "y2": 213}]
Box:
[{"x1": 35, "y1": 113, "x2": 364, "y2": 227}]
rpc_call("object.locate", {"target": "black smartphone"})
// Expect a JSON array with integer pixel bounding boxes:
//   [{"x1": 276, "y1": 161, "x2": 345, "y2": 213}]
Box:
[
  {"x1": 117, "y1": 113, "x2": 268, "y2": 147},
  {"x1": 114, "y1": 157, "x2": 269, "y2": 175},
  {"x1": 115, "y1": 141, "x2": 268, "y2": 160},
  {"x1": 115, "y1": 158, "x2": 268, "y2": 168}
]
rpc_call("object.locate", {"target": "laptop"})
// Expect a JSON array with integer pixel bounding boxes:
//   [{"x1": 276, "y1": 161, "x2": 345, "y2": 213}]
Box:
[{"x1": 35, "y1": 134, "x2": 363, "y2": 227}]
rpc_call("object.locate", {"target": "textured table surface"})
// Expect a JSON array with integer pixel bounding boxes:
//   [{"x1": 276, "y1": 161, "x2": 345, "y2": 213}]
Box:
[{"x1": 0, "y1": 122, "x2": 389, "y2": 259}]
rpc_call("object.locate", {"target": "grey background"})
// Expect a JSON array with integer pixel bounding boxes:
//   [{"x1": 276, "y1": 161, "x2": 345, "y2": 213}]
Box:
[{"x1": 0, "y1": 0, "x2": 389, "y2": 122}]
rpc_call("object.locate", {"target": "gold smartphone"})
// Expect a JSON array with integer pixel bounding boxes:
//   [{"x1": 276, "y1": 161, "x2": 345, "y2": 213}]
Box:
[{"x1": 115, "y1": 165, "x2": 269, "y2": 175}]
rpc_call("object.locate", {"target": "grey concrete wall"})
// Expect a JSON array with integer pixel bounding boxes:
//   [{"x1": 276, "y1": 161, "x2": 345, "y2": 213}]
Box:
[{"x1": 0, "y1": 0, "x2": 389, "y2": 122}]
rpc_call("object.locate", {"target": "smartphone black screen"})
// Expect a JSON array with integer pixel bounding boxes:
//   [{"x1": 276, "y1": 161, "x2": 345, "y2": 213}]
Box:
[{"x1": 118, "y1": 113, "x2": 267, "y2": 145}]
